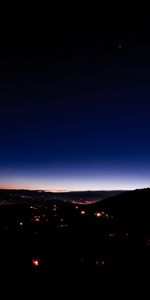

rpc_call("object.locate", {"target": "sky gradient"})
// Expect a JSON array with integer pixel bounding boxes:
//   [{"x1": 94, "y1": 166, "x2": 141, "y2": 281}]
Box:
[{"x1": 0, "y1": 17, "x2": 150, "y2": 190}]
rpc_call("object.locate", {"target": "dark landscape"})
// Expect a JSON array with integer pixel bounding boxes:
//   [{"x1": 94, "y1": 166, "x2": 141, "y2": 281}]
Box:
[{"x1": 0, "y1": 188, "x2": 134, "y2": 285}]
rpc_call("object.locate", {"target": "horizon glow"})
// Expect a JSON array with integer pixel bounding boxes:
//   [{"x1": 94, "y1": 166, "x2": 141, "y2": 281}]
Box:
[{"x1": 1, "y1": 170, "x2": 150, "y2": 191}]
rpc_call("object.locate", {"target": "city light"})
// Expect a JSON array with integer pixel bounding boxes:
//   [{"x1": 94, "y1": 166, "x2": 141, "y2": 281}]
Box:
[
  {"x1": 95, "y1": 212, "x2": 102, "y2": 217},
  {"x1": 80, "y1": 210, "x2": 86, "y2": 215},
  {"x1": 34, "y1": 216, "x2": 40, "y2": 223},
  {"x1": 108, "y1": 233, "x2": 115, "y2": 239},
  {"x1": 32, "y1": 258, "x2": 40, "y2": 267}
]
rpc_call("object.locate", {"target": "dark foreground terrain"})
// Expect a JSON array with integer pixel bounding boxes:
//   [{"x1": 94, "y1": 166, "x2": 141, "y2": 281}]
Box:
[{"x1": 1, "y1": 188, "x2": 149, "y2": 294}]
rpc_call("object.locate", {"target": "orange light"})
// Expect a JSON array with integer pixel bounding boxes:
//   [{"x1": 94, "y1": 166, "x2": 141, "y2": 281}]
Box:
[
  {"x1": 32, "y1": 258, "x2": 40, "y2": 267},
  {"x1": 34, "y1": 216, "x2": 40, "y2": 223},
  {"x1": 95, "y1": 212, "x2": 102, "y2": 217},
  {"x1": 80, "y1": 210, "x2": 86, "y2": 215}
]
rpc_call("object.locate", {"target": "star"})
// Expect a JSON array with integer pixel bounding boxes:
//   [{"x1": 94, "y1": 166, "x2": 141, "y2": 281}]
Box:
[{"x1": 115, "y1": 40, "x2": 125, "y2": 49}]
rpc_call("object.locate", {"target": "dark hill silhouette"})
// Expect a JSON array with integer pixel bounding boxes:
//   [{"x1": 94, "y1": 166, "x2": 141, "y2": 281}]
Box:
[
  {"x1": 0, "y1": 189, "x2": 123, "y2": 204},
  {"x1": 2, "y1": 187, "x2": 150, "y2": 287},
  {"x1": 93, "y1": 188, "x2": 150, "y2": 230}
]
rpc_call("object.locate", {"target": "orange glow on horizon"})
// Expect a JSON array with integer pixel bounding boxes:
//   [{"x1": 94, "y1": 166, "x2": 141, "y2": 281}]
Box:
[{"x1": 0, "y1": 185, "x2": 71, "y2": 193}]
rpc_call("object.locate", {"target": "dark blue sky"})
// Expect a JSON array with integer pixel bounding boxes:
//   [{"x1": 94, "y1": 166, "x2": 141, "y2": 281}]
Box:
[{"x1": 1, "y1": 16, "x2": 150, "y2": 190}]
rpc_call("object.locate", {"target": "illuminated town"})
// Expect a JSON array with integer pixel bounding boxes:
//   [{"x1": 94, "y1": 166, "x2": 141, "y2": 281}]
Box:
[{"x1": 0, "y1": 188, "x2": 130, "y2": 278}]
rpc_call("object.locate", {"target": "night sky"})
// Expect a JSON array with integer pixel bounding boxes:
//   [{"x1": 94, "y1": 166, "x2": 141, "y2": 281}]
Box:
[{"x1": 0, "y1": 14, "x2": 150, "y2": 190}]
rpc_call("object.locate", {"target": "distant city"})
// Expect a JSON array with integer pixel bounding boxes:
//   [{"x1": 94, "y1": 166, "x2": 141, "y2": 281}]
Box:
[{"x1": 0, "y1": 189, "x2": 123, "y2": 205}]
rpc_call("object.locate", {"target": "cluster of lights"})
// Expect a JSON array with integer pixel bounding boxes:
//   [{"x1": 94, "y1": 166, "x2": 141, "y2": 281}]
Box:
[
  {"x1": 96, "y1": 259, "x2": 105, "y2": 266},
  {"x1": 32, "y1": 258, "x2": 40, "y2": 267},
  {"x1": 94, "y1": 211, "x2": 109, "y2": 218},
  {"x1": 56, "y1": 216, "x2": 69, "y2": 229},
  {"x1": 34, "y1": 216, "x2": 41, "y2": 223},
  {"x1": 108, "y1": 233, "x2": 115, "y2": 239}
]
